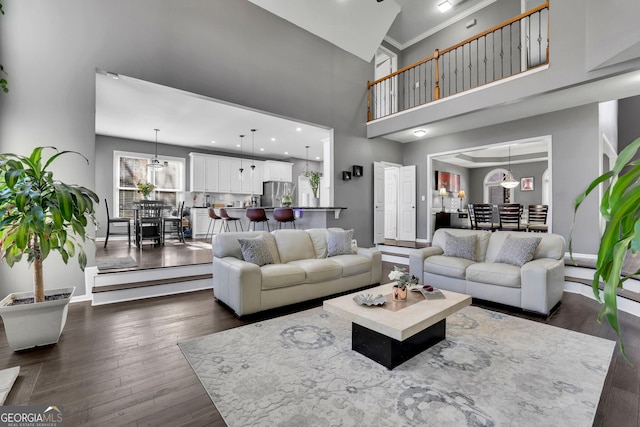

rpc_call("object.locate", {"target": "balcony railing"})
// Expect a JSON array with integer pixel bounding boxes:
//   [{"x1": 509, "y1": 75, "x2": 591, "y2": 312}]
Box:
[{"x1": 367, "y1": 1, "x2": 549, "y2": 122}]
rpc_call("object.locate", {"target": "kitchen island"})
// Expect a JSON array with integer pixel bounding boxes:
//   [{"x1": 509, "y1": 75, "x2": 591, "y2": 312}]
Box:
[{"x1": 190, "y1": 206, "x2": 347, "y2": 237}]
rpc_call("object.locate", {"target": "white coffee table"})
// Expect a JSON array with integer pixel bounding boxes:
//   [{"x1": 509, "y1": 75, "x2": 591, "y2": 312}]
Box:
[{"x1": 323, "y1": 283, "x2": 471, "y2": 369}]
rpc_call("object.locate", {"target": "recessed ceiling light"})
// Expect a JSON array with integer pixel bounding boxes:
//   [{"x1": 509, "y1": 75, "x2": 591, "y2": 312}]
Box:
[
  {"x1": 236, "y1": 144, "x2": 241, "y2": 147},
  {"x1": 438, "y1": 0, "x2": 452, "y2": 13},
  {"x1": 413, "y1": 129, "x2": 428, "y2": 137},
  {"x1": 260, "y1": 148, "x2": 265, "y2": 151},
  {"x1": 271, "y1": 137, "x2": 276, "y2": 142},
  {"x1": 284, "y1": 151, "x2": 289, "y2": 155},
  {"x1": 211, "y1": 140, "x2": 216, "y2": 144},
  {"x1": 296, "y1": 127, "x2": 302, "y2": 132},
  {"x1": 316, "y1": 156, "x2": 320, "y2": 160}
]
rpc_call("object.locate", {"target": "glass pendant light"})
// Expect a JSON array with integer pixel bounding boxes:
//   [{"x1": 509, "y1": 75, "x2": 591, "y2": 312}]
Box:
[
  {"x1": 500, "y1": 145, "x2": 519, "y2": 189},
  {"x1": 148, "y1": 129, "x2": 164, "y2": 170},
  {"x1": 250, "y1": 129, "x2": 256, "y2": 178},
  {"x1": 238, "y1": 135, "x2": 245, "y2": 181}
]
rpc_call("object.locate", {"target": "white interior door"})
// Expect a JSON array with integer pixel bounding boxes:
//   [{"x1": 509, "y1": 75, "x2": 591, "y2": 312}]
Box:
[
  {"x1": 398, "y1": 165, "x2": 416, "y2": 241},
  {"x1": 384, "y1": 167, "x2": 398, "y2": 240},
  {"x1": 373, "y1": 162, "x2": 386, "y2": 244}
]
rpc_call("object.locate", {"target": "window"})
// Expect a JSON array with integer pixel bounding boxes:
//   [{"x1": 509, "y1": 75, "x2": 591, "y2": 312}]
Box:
[
  {"x1": 114, "y1": 151, "x2": 185, "y2": 219},
  {"x1": 484, "y1": 168, "x2": 512, "y2": 204}
]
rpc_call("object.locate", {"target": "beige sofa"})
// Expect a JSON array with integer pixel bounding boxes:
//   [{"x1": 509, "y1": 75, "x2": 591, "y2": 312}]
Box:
[
  {"x1": 212, "y1": 228, "x2": 382, "y2": 316},
  {"x1": 409, "y1": 229, "x2": 565, "y2": 315}
]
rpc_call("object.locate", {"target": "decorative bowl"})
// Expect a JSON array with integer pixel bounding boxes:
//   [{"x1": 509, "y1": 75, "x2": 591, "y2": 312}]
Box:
[{"x1": 353, "y1": 293, "x2": 386, "y2": 306}]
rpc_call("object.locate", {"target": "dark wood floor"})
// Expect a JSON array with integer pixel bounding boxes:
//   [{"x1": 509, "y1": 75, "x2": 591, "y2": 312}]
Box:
[
  {"x1": 1, "y1": 262, "x2": 639, "y2": 426},
  {"x1": 96, "y1": 238, "x2": 212, "y2": 270}
]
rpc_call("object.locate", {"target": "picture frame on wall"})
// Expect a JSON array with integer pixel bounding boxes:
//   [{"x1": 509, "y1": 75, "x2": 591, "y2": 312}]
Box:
[
  {"x1": 435, "y1": 171, "x2": 460, "y2": 193},
  {"x1": 520, "y1": 177, "x2": 534, "y2": 191}
]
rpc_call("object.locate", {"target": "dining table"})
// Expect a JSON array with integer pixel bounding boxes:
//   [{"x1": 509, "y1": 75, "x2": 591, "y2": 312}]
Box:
[{"x1": 123, "y1": 202, "x2": 174, "y2": 247}]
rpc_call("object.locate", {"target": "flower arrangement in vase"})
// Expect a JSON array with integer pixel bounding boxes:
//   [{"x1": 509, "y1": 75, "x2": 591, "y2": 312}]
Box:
[
  {"x1": 281, "y1": 192, "x2": 292, "y2": 207},
  {"x1": 388, "y1": 266, "x2": 419, "y2": 301},
  {"x1": 137, "y1": 182, "x2": 155, "y2": 199}
]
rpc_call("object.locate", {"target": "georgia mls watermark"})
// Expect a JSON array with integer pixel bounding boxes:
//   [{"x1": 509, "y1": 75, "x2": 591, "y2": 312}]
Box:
[{"x1": 0, "y1": 406, "x2": 63, "y2": 427}]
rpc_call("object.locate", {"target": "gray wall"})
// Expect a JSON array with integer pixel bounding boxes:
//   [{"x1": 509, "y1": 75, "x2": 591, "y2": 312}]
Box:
[
  {"x1": 403, "y1": 103, "x2": 601, "y2": 253},
  {"x1": 0, "y1": 0, "x2": 400, "y2": 296},
  {"x1": 618, "y1": 96, "x2": 640, "y2": 151}
]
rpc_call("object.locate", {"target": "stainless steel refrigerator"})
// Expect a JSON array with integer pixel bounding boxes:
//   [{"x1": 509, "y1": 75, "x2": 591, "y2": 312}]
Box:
[{"x1": 261, "y1": 181, "x2": 296, "y2": 207}]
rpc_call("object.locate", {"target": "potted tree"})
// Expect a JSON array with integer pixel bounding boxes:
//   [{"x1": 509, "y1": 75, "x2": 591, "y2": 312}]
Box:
[
  {"x1": 304, "y1": 170, "x2": 322, "y2": 207},
  {"x1": 570, "y1": 136, "x2": 640, "y2": 359},
  {"x1": 0, "y1": 147, "x2": 98, "y2": 350}
]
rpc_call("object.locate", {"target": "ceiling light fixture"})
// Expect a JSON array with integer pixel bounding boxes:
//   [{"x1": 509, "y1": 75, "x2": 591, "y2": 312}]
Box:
[
  {"x1": 305, "y1": 145, "x2": 310, "y2": 173},
  {"x1": 438, "y1": 0, "x2": 452, "y2": 13},
  {"x1": 500, "y1": 145, "x2": 519, "y2": 189},
  {"x1": 238, "y1": 134, "x2": 245, "y2": 181},
  {"x1": 148, "y1": 128, "x2": 164, "y2": 170},
  {"x1": 250, "y1": 129, "x2": 257, "y2": 178},
  {"x1": 413, "y1": 129, "x2": 427, "y2": 137}
]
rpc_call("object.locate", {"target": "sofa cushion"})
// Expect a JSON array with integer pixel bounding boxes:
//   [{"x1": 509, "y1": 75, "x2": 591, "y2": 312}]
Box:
[
  {"x1": 424, "y1": 255, "x2": 476, "y2": 279},
  {"x1": 238, "y1": 235, "x2": 274, "y2": 267},
  {"x1": 273, "y1": 230, "x2": 316, "y2": 263},
  {"x1": 261, "y1": 264, "x2": 306, "y2": 290},
  {"x1": 327, "y1": 229, "x2": 355, "y2": 257},
  {"x1": 466, "y1": 262, "x2": 521, "y2": 288},
  {"x1": 432, "y1": 229, "x2": 492, "y2": 262},
  {"x1": 494, "y1": 235, "x2": 542, "y2": 267},
  {"x1": 444, "y1": 232, "x2": 477, "y2": 261},
  {"x1": 288, "y1": 259, "x2": 342, "y2": 283},
  {"x1": 307, "y1": 228, "x2": 329, "y2": 258},
  {"x1": 326, "y1": 254, "x2": 371, "y2": 277}
]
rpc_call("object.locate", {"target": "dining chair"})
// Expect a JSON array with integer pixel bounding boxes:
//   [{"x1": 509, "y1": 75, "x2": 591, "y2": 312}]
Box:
[
  {"x1": 470, "y1": 203, "x2": 498, "y2": 231},
  {"x1": 162, "y1": 201, "x2": 185, "y2": 244},
  {"x1": 137, "y1": 200, "x2": 164, "y2": 249},
  {"x1": 498, "y1": 203, "x2": 526, "y2": 231},
  {"x1": 273, "y1": 207, "x2": 296, "y2": 229},
  {"x1": 246, "y1": 208, "x2": 270, "y2": 231},
  {"x1": 104, "y1": 198, "x2": 131, "y2": 248},
  {"x1": 219, "y1": 208, "x2": 244, "y2": 232},
  {"x1": 527, "y1": 204, "x2": 549, "y2": 232}
]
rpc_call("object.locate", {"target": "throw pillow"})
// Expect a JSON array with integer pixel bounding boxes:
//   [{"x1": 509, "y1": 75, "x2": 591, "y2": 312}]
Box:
[
  {"x1": 327, "y1": 229, "x2": 355, "y2": 257},
  {"x1": 237, "y1": 235, "x2": 274, "y2": 267},
  {"x1": 443, "y1": 232, "x2": 477, "y2": 261},
  {"x1": 495, "y1": 234, "x2": 542, "y2": 267}
]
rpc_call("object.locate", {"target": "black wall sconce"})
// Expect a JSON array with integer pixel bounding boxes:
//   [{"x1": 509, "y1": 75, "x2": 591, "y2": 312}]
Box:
[
  {"x1": 352, "y1": 165, "x2": 363, "y2": 177},
  {"x1": 342, "y1": 171, "x2": 352, "y2": 180}
]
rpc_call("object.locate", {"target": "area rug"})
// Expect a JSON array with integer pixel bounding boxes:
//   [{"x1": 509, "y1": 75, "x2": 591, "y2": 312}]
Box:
[
  {"x1": 96, "y1": 256, "x2": 138, "y2": 271},
  {"x1": 179, "y1": 306, "x2": 615, "y2": 427},
  {"x1": 0, "y1": 366, "x2": 20, "y2": 404}
]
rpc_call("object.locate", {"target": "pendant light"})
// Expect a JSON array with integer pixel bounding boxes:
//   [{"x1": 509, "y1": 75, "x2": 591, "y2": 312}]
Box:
[
  {"x1": 500, "y1": 145, "x2": 519, "y2": 189},
  {"x1": 238, "y1": 135, "x2": 245, "y2": 181},
  {"x1": 250, "y1": 129, "x2": 256, "y2": 178},
  {"x1": 305, "y1": 145, "x2": 310, "y2": 173},
  {"x1": 148, "y1": 128, "x2": 164, "y2": 170}
]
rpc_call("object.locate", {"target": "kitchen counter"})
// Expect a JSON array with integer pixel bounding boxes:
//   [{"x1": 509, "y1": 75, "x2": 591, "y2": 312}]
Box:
[{"x1": 225, "y1": 206, "x2": 347, "y2": 219}]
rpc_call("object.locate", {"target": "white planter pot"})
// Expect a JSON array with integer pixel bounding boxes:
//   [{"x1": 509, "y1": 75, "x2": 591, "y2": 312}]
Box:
[
  {"x1": 0, "y1": 287, "x2": 75, "y2": 351},
  {"x1": 310, "y1": 197, "x2": 320, "y2": 208}
]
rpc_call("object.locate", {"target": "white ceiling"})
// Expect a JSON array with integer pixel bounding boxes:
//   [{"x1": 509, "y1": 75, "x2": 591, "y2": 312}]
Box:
[{"x1": 95, "y1": 71, "x2": 330, "y2": 162}]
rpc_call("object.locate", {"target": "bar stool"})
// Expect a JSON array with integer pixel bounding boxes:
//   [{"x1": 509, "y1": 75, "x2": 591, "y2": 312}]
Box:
[
  {"x1": 219, "y1": 208, "x2": 244, "y2": 232},
  {"x1": 273, "y1": 207, "x2": 296, "y2": 229},
  {"x1": 246, "y1": 208, "x2": 270, "y2": 231},
  {"x1": 205, "y1": 207, "x2": 223, "y2": 240}
]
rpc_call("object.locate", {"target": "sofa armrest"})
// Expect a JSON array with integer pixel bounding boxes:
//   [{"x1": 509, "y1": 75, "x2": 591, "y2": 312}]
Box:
[
  {"x1": 409, "y1": 247, "x2": 444, "y2": 279},
  {"x1": 520, "y1": 258, "x2": 565, "y2": 315},
  {"x1": 356, "y1": 247, "x2": 382, "y2": 284},
  {"x1": 213, "y1": 256, "x2": 263, "y2": 316}
]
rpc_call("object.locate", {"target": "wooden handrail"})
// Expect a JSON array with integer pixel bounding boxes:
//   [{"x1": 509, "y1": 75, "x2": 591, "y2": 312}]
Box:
[
  {"x1": 367, "y1": 1, "x2": 549, "y2": 88},
  {"x1": 440, "y1": 1, "x2": 549, "y2": 56}
]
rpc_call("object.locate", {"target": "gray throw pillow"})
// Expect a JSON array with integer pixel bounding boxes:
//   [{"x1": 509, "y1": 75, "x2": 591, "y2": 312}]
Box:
[
  {"x1": 238, "y1": 235, "x2": 274, "y2": 267},
  {"x1": 327, "y1": 229, "x2": 355, "y2": 257},
  {"x1": 444, "y1": 232, "x2": 477, "y2": 261},
  {"x1": 495, "y1": 235, "x2": 542, "y2": 267}
]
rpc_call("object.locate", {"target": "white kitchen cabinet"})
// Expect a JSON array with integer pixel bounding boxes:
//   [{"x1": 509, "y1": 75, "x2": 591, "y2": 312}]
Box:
[
  {"x1": 190, "y1": 207, "x2": 212, "y2": 238},
  {"x1": 229, "y1": 158, "x2": 243, "y2": 193},
  {"x1": 217, "y1": 157, "x2": 231, "y2": 193},
  {"x1": 243, "y1": 160, "x2": 263, "y2": 195},
  {"x1": 263, "y1": 160, "x2": 293, "y2": 182},
  {"x1": 189, "y1": 153, "x2": 219, "y2": 192}
]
